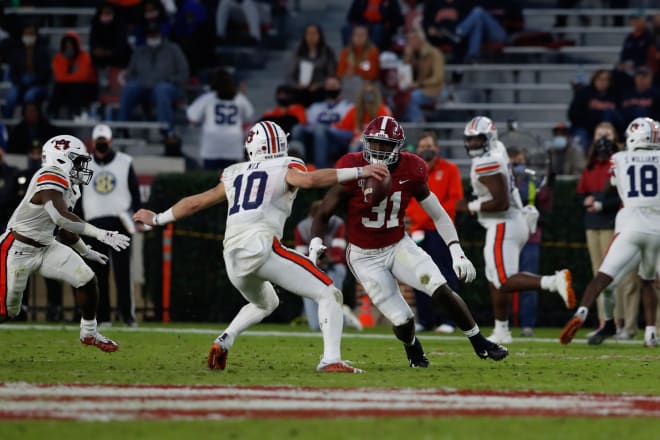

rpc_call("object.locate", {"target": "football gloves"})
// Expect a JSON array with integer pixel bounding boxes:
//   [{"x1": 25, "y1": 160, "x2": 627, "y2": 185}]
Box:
[
  {"x1": 308, "y1": 237, "x2": 327, "y2": 265},
  {"x1": 449, "y1": 244, "x2": 477, "y2": 283},
  {"x1": 97, "y1": 230, "x2": 131, "y2": 252},
  {"x1": 81, "y1": 245, "x2": 109, "y2": 265}
]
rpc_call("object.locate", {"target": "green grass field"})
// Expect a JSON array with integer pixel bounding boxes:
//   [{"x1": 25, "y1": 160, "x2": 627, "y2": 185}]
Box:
[{"x1": 2, "y1": 323, "x2": 660, "y2": 439}]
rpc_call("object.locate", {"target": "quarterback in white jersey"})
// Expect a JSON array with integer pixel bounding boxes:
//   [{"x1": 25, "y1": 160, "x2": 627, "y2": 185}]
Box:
[
  {"x1": 1, "y1": 135, "x2": 130, "y2": 352},
  {"x1": 459, "y1": 116, "x2": 575, "y2": 344},
  {"x1": 561, "y1": 117, "x2": 660, "y2": 347},
  {"x1": 134, "y1": 120, "x2": 388, "y2": 373}
]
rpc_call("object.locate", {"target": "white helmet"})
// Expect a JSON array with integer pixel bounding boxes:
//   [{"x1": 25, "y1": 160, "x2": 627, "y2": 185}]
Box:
[
  {"x1": 244, "y1": 121, "x2": 288, "y2": 161},
  {"x1": 464, "y1": 116, "x2": 498, "y2": 157},
  {"x1": 41, "y1": 134, "x2": 93, "y2": 185},
  {"x1": 625, "y1": 117, "x2": 660, "y2": 151}
]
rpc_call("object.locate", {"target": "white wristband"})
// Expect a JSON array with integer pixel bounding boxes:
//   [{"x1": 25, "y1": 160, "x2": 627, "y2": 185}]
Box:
[
  {"x1": 154, "y1": 208, "x2": 176, "y2": 226},
  {"x1": 71, "y1": 239, "x2": 89, "y2": 256},
  {"x1": 336, "y1": 167, "x2": 362, "y2": 183},
  {"x1": 467, "y1": 200, "x2": 482, "y2": 213},
  {"x1": 82, "y1": 222, "x2": 103, "y2": 239}
]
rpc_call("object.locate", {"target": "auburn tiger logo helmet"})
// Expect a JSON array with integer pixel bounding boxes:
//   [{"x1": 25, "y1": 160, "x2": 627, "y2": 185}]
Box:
[
  {"x1": 625, "y1": 117, "x2": 660, "y2": 151},
  {"x1": 464, "y1": 116, "x2": 498, "y2": 157},
  {"x1": 41, "y1": 134, "x2": 93, "y2": 185},
  {"x1": 244, "y1": 121, "x2": 288, "y2": 161}
]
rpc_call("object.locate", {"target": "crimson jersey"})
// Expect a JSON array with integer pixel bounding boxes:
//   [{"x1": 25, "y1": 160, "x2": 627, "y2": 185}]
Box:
[{"x1": 337, "y1": 152, "x2": 428, "y2": 249}]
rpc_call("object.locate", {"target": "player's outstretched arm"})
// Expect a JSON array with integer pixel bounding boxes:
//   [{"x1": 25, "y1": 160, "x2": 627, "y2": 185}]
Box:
[
  {"x1": 415, "y1": 184, "x2": 476, "y2": 283},
  {"x1": 133, "y1": 182, "x2": 227, "y2": 227},
  {"x1": 285, "y1": 164, "x2": 388, "y2": 189},
  {"x1": 34, "y1": 189, "x2": 130, "y2": 252}
]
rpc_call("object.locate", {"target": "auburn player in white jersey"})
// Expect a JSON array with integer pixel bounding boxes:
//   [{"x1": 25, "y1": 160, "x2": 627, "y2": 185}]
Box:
[
  {"x1": 133, "y1": 120, "x2": 388, "y2": 373},
  {"x1": 458, "y1": 116, "x2": 576, "y2": 344},
  {"x1": 561, "y1": 117, "x2": 660, "y2": 347},
  {"x1": 0, "y1": 135, "x2": 130, "y2": 352}
]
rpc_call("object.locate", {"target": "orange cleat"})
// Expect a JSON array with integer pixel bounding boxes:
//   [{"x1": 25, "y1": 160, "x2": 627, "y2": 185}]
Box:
[
  {"x1": 559, "y1": 316, "x2": 584, "y2": 345},
  {"x1": 80, "y1": 333, "x2": 119, "y2": 353},
  {"x1": 316, "y1": 361, "x2": 364, "y2": 373},
  {"x1": 207, "y1": 343, "x2": 228, "y2": 370}
]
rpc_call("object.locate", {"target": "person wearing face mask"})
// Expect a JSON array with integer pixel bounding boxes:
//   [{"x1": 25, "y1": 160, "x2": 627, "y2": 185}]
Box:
[
  {"x1": 131, "y1": 0, "x2": 172, "y2": 48},
  {"x1": 77, "y1": 124, "x2": 142, "y2": 327},
  {"x1": 90, "y1": 3, "x2": 132, "y2": 70},
  {"x1": 118, "y1": 23, "x2": 189, "y2": 140},
  {"x1": 6, "y1": 102, "x2": 57, "y2": 157},
  {"x1": 547, "y1": 123, "x2": 585, "y2": 177},
  {"x1": 404, "y1": 131, "x2": 463, "y2": 334},
  {"x1": 261, "y1": 84, "x2": 307, "y2": 134},
  {"x1": 3, "y1": 23, "x2": 51, "y2": 119},
  {"x1": 290, "y1": 76, "x2": 353, "y2": 168},
  {"x1": 576, "y1": 122, "x2": 641, "y2": 343},
  {"x1": 48, "y1": 32, "x2": 98, "y2": 119}
]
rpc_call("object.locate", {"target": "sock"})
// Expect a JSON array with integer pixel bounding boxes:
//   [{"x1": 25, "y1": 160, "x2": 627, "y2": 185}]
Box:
[
  {"x1": 575, "y1": 306, "x2": 588, "y2": 321},
  {"x1": 80, "y1": 318, "x2": 97, "y2": 336},
  {"x1": 540, "y1": 275, "x2": 554, "y2": 291},
  {"x1": 464, "y1": 325, "x2": 480, "y2": 338},
  {"x1": 317, "y1": 293, "x2": 343, "y2": 364},
  {"x1": 602, "y1": 288, "x2": 615, "y2": 320},
  {"x1": 215, "y1": 331, "x2": 234, "y2": 349},
  {"x1": 393, "y1": 319, "x2": 416, "y2": 346},
  {"x1": 645, "y1": 326, "x2": 656, "y2": 341},
  {"x1": 494, "y1": 320, "x2": 509, "y2": 332}
]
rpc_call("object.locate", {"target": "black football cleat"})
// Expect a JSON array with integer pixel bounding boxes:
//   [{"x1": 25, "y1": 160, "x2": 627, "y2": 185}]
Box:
[
  {"x1": 475, "y1": 339, "x2": 508, "y2": 361},
  {"x1": 587, "y1": 319, "x2": 617, "y2": 345},
  {"x1": 404, "y1": 337, "x2": 430, "y2": 368}
]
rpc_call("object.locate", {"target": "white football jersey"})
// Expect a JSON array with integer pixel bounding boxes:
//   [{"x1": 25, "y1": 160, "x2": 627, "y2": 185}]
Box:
[
  {"x1": 186, "y1": 91, "x2": 254, "y2": 161},
  {"x1": 611, "y1": 150, "x2": 660, "y2": 233},
  {"x1": 222, "y1": 156, "x2": 306, "y2": 250},
  {"x1": 7, "y1": 165, "x2": 80, "y2": 245},
  {"x1": 470, "y1": 150, "x2": 524, "y2": 228}
]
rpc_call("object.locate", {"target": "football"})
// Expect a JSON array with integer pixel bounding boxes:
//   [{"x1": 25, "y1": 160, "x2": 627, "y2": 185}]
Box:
[{"x1": 363, "y1": 174, "x2": 391, "y2": 206}]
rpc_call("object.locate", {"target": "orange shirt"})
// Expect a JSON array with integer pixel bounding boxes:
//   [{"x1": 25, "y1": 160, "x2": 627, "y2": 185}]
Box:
[
  {"x1": 337, "y1": 45, "x2": 380, "y2": 81},
  {"x1": 333, "y1": 104, "x2": 391, "y2": 132},
  {"x1": 262, "y1": 104, "x2": 307, "y2": 125},
  {"x1": 405, "y1": 158, "x2": 463, "y2": 231}
]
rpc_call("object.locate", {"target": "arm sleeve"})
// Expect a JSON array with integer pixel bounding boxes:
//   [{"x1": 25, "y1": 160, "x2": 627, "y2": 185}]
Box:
[
  {"x1": 418, "y1": 192, "x2": 459, "y2": 245},
  {"x1": 43, "y1": 200, "x2": 95, "y2": 236},
  {"x1": 128, "y1": 165, "x2": 142, "y2": 212}
]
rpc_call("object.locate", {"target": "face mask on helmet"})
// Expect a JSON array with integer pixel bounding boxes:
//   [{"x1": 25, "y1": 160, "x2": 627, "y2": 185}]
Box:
[
  {"x1": 464, "y1": 134, "x2": 489, "y2": 157},
  {"x1": 463, "y1": 117, "x2": 497, "y2": 157},
  {"x1": 41, "y1": 135, "x2": 94, "y2": 185},
  {"x1": 361, "y1": 116, "x2": 405, "y2": 165},
  {"x1": 244, "y1": 121, "x2": 288, "y2": 161}
]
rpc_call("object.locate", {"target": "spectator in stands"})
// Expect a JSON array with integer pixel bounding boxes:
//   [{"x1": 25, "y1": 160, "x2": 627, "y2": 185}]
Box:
[
  {"x1": 290, "y1": 76, "x2": 352, "y2": 167},
  {"x1": 261, "y1": 84, "x2": 307, "y2": 134},
  {"x1": 337, "y1": 25, "x2": 381, "y2": 101},
  {"x1": 342, "y1": 0, "x2": 404, "y2": 51},
  {"x1": 2, "y1": 23, "x2": 51, "y2": 119},
  {"x1": 653, "y1": 13, "x2": 660, "y2": 64},
  {"x1": 547, "y1": 123, "x2": 585, "y2": 176},
  {"x1": 507, "y1": 146, "x2": 553, "y2": 338},
  {"x1": 170, "y1": 0, "x2": 215, "y2": 76},
  {"x1": 0, "y1": 148, "x2": 21, "y2": 233},
  {"x1": 216, "y1": 0, "x2": 262, "y2": 45},
  {"x1": 287, "y1": 24, "x2": 337, "y2": 107},
  {"x1": 620, "y1": 66, "x2": 660, "y2": 123},
  {"x1": 107, "y1": 0, "x2": 143, "y2": 29},
  {"x1": 48, "y1": 32, "x2": 98, "y2": 119},
  {"x1": 553, "y1": 0, "x2": 629, "y2": 28},
  {"x1": 405, "y1": 131, "x2": 462, "y2": 334},
  {"x1": 118, "y1": 23, "x2": 189, "y2": 138},
  {"x1": 611, "y1": 10, "x2": 657, "y2": 99},
  {"x1": 576, "y1": 122, "x2": 638, "y2": 340},
  {"x1": 89, "y1": 3, "x2": 132, "y2": 70},
  {"x1": 186, "y1": 69, "x2": 254, "y2": 170},
  {"x1": 568, "y1": 69, "x2": 623, "y2": 151},
  {"x1": 130, "y1": 0, "x2": 172, "y2": 48},
  {"x1": 422, "y1": 0, "x2": 466, "y2": 56},
  {"x1": 6, "y1": 102, "x2": 57, "y2": 156},
  {"x1": 398, "y1": 26, "x2": 445, "y2": 123},
  {"x1": 331, "y1": 80, "x2": 391, "y2": 153}
]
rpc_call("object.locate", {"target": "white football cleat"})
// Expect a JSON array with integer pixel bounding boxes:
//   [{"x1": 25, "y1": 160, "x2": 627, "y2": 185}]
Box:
[
  {"x1": 553, "y1": 269, "x2": 576, "y2": 309},
  {"x1": 316, "y1": 360, "x2": 364, "y2": 373},
  {"x1": 487, "y1": 329, "x2": 513, "y2": 344}
]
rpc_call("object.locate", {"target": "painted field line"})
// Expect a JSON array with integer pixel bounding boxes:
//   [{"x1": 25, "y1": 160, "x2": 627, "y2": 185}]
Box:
[
  {"x1": 0, "y1": 323, "x2": 643, "y2": 345},
  {"x1": 1, "y1": 383, "x2": 659, "y2": 420}
]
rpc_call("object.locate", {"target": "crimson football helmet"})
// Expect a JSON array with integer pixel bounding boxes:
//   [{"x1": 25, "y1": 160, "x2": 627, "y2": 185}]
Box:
[
  {"x1": 361, "y1": 116, "x2": 405, "y2": 165},
  {"x1": 625, "y1": 117, "x2": 660, "y2": 151},
  {"x1": 41, "y1": 134, "x2": 93, "y2": 185},
  {"x1": 463, "y1": 116, "x2": 498, "y2": 157},
  {"x1": 244, "y1": 121, "x2": 288, "y2": 161}
]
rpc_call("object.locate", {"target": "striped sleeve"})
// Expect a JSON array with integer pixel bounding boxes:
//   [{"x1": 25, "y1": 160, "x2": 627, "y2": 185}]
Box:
[
  {"x1": 287, "y1": 157, "x2": 307, "y2": 172},
  {"x1": 35, "y1": 169, "x2": 70, "y2": 193},
  {"x1": 474, "y1": 160, "x2": 502, "y2": 176}
]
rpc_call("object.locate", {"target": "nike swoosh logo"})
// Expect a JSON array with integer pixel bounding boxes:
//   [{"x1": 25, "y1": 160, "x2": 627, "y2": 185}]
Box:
[{"x1": 399, "y1": 179, "x2": 409, "y2": 184}]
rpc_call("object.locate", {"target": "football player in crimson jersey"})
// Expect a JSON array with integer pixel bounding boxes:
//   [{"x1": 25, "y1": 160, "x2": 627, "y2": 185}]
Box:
[{"x1": 310, "y1": 116, "x2": 509, "y2": 367}]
